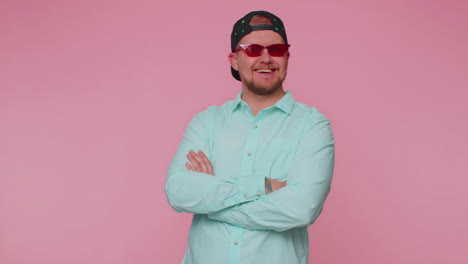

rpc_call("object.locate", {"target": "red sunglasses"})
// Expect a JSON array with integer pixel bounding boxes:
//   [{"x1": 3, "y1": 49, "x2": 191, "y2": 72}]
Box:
[{"x1": 235, "y1": 44, "x2": 291, "y2": 57}]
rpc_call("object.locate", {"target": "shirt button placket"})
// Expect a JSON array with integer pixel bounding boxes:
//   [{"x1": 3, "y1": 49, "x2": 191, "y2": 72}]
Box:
[
  {"x1": 241, "y1": 119, "x2": 261, "y2": 179},
  {"x1": 228, "y1": 228, "x2": 243, "y2": 264},
  {"x1": 228, "y1": 113, "x2": 262, "y2": 264}
]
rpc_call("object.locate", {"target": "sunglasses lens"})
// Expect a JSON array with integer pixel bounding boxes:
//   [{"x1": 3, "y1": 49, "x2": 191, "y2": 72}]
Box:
[
  {"x1": 267, "y1": 44, "x2": 290, "y2": 56},
  {"x1": 245, "y1": 44, "x2": 264, "y2": 57},
  {"x1": 239, "y1": 44, "x2": 290, "y2": 57}
]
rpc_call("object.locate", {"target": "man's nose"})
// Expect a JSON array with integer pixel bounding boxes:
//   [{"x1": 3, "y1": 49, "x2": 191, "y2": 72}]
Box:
[{"x1": 259, "y1": 47, "x2": 273, "y2": 63}]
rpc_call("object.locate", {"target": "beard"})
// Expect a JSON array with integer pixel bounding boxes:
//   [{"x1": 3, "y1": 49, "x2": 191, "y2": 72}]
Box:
[{"x1": 244, "y1": 76, "x2": 284, "y2": 96}]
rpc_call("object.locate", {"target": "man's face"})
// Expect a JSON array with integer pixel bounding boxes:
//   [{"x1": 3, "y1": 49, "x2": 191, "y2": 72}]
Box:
[{"x1": 230, "y1": 30, "x2": 290, "y2": 96}]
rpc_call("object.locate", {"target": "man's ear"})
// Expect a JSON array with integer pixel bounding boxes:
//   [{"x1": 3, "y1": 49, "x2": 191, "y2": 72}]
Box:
[{"x1": 228, "y1": 52, "x2": 238, "y2": 70}]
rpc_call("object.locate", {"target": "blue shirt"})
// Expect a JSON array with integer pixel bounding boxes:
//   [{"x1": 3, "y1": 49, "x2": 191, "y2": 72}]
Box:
[{"x1": 166, "y1": 91, "x2": 335, "y2": 264}]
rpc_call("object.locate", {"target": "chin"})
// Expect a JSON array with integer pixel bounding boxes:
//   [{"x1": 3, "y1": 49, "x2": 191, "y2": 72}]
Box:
[{"x1": 247, "y1": 82, "x2": 282, "y2": 96}]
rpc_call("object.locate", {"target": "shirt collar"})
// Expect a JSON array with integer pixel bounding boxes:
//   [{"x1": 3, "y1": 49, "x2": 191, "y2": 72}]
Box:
[
  {"x1": 274, "y1": 91, "x2": 295, "y2": 114},
  {"x1": 232, "y1": 91, "x2": 295, "y2": 114},
  {"x1": 232, "y1": 92, "x2": 244, "y2": 112}
]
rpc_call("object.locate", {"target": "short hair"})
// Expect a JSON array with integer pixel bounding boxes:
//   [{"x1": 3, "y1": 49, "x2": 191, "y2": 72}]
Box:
[{"x1": 249, "y1": 15, "x2": 273, "y2": 25}]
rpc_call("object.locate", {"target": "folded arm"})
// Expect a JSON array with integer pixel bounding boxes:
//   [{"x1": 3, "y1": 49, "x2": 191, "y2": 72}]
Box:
[
  {"x1": 165, "y1": 110, "x2": 265, "y2": 214},
  {"x1": 207, "y1": 113, "x2": 335, "y2": 232}
]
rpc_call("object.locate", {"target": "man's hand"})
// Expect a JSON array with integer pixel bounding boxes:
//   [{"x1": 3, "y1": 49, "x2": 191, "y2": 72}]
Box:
[
  {"x1": 186, "y1": 150, "x2": 214, "y2": 175},
  {"x1": 265, "y1": 178, "x2": 287, "y2": 194}
]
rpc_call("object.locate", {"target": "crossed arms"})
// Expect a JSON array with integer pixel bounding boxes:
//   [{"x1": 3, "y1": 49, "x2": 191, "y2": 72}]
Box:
[
  {"x1": 185, "y1": 149, "x2": 287, "y2": 194},
  {"x1": 165, "y1": 108, "x2": 335, "y2": 232}
]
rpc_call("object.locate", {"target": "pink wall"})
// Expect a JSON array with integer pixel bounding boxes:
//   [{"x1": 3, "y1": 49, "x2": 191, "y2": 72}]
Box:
[{"x1": 2, "y1": 1, "x2": 467, "y2": 263}]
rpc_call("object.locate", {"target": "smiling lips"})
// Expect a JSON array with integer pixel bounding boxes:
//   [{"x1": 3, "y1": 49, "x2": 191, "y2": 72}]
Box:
[{"x1": 255, "y1": 69, "x2": 275, "y2": 73}]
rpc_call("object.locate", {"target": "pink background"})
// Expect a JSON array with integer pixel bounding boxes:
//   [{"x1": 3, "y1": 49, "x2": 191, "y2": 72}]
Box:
[{"x1": 2, "y1": 1, "x2": 468, "y2": 263}]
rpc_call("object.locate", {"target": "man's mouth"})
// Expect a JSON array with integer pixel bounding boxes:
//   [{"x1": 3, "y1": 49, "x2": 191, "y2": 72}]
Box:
[{"x1": 255, "y1": 69, "x2": 274, "y2": 73}]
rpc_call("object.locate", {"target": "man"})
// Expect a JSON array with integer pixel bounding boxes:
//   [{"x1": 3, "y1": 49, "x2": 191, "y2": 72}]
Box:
[{"x1": 165, "y1": 10, "x2": 335, "y2": 264}]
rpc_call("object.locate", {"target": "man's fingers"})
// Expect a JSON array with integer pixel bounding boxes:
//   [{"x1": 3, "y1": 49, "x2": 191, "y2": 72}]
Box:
[
  {"x1": 185, "y1": 162, "x2": 194, "y2": 171},
  {"x1": 192, "y1": 151, "x2": 208, "y2": 173},
  {"x1": 187, "y1": 150, "x2": 209, "y2": 174},
  {"x1": 186, "y1": 150, "x2": 214, "y2": 175},
  {"x1": 198, "y1": 150, "x2": 214, "y2": 175},
  {"x1": 187, "y1": 151, "x2": 202, "y2": 172}
]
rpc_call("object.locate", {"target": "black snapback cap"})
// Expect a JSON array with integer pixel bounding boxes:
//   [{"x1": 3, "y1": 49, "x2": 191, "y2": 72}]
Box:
[{"x1": 230, "y1": 11, "x2": 288, "y2": 81}]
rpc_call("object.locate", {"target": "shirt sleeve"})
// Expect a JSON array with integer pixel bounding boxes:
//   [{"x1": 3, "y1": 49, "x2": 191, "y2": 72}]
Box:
[
  {"x1": 165, "y1": 108, "x2": 265, "y2": 215},
  {"x1": 207, "y1": 111, "x2": 335, "y2": 232}
]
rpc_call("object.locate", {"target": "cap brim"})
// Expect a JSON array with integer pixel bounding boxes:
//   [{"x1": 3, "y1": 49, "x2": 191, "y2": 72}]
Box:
[{"x1": 231, "y1": 67, "x2": 241, "y2": 81}]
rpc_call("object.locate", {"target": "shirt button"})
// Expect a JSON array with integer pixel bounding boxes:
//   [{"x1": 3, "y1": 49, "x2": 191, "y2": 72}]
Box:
[
  {"x1": 244, "y1": 194, "x2": 249, "y2": 199},
  {"x1": 257, "y1": 192, "x2": 263, "y2": 196},
  {"x1": 247, "y1": 152, "x2": 252, "y2": 156},
  {"x1": 233, "y1": 240, "x2": 239, "y2": 245},
  {"x1": 221, "y1": 202, "x2": 225, "y2": 206},
  {"x1": 253, "y1": 124, "x2": 258, "y2": 129}
]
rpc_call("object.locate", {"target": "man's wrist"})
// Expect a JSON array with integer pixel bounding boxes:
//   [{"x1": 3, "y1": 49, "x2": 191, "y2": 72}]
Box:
[
  {"x1": 265, "y1": 178, "x2": 273, "y2": 194},
  {"x1": 265, "y1": 178, "x2": 287, "y2": 194}
]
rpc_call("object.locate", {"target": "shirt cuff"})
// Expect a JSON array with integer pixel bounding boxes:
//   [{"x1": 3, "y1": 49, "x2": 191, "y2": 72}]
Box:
[
  {"x1": 199, "y1": 175, "x2": 266, "y2": 213},
  {"x1": 238, "y1": 175, "x2": 266, "y2": 200}
]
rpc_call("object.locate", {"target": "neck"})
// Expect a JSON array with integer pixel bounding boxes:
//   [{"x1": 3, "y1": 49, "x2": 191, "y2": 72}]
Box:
[{"x1": 241, "y1": 87, "x2": 285, "y2": 116}]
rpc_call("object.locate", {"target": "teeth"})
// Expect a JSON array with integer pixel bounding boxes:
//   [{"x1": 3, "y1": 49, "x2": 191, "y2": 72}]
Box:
[{"x1": 256, "y1": 69, "x2": 272, "y2": 73}]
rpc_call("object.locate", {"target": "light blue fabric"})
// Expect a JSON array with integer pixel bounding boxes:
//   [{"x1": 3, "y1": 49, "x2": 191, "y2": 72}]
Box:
[{"x1": 166, "y1": 91, "x2": 335, "y2": 264}]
